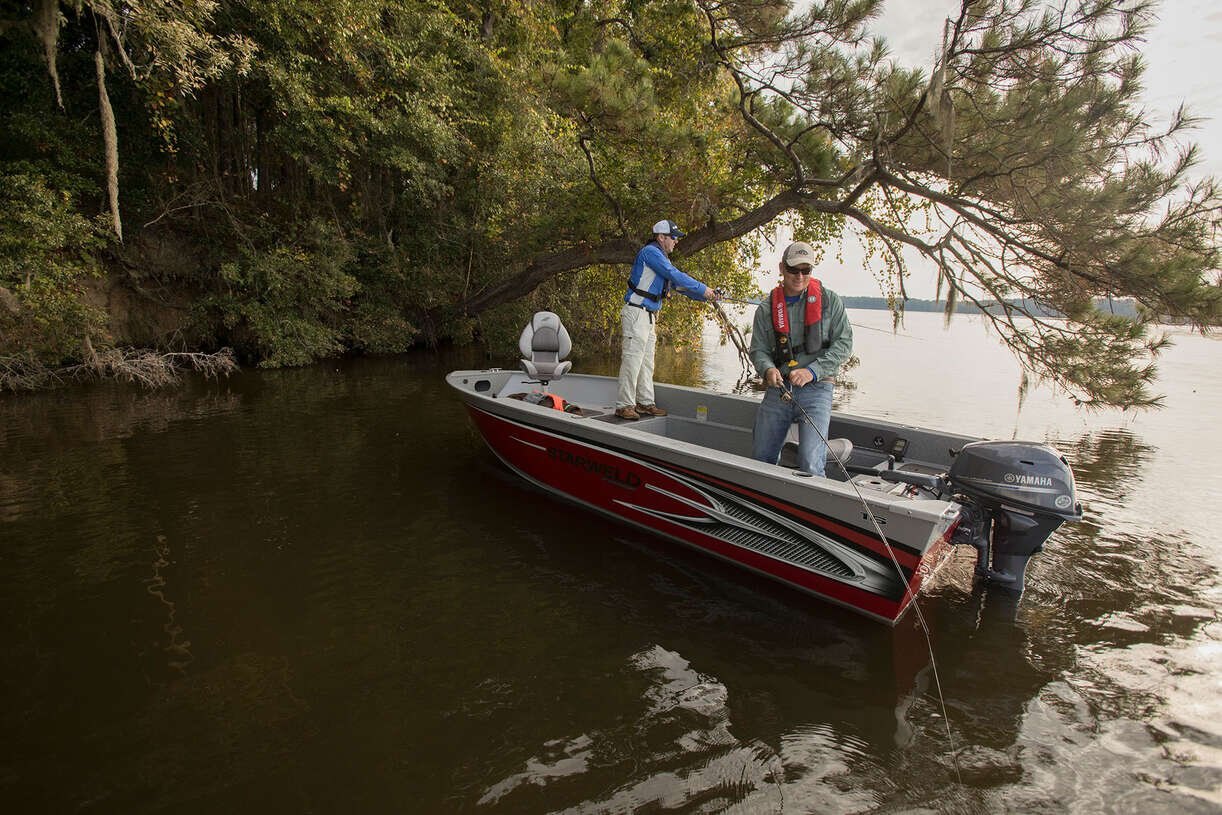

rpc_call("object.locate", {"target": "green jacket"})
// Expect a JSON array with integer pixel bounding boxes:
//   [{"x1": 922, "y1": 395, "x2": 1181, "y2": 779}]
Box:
[{"x1": 749, "y1": 285, "x2": 853, "y2": 381}]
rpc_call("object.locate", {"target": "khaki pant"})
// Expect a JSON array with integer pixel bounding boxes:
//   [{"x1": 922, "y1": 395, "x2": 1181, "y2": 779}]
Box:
[{"x1": 616, "y1": 304, "x2": 657, "y2": 409}]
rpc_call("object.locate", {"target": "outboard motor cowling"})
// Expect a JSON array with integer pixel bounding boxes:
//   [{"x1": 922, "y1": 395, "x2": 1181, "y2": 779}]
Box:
[
  {"x1": 948, "y1": 441, "x2": 1080, "y2": 518},
  {"x1": 947, "y1": 441, "x2": 1082, "y2": 590}
]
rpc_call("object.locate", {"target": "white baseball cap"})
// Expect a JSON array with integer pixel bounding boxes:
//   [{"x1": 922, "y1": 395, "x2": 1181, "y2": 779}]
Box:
[{"x1": 652, "y1": 219, "x2": 687, "y2": 238}]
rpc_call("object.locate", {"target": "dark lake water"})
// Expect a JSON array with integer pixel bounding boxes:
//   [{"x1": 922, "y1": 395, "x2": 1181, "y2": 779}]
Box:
[{"x1": 2, "y1": 310, "x2": 1219, "y2": 813}]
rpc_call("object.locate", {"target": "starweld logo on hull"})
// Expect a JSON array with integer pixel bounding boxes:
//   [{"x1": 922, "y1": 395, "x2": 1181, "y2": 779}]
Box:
[{"x1": 546, "y1": 446, "x2": 641, "y2": 488}]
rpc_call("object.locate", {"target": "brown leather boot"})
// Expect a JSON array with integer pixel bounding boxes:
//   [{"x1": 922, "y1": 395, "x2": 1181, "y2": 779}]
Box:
[
  {"x1": 614, "y1": 406, "x2": 641, "y2": 420},
  {"x1": 635, "y1": 404, "x2": 668, "y2": 416}
]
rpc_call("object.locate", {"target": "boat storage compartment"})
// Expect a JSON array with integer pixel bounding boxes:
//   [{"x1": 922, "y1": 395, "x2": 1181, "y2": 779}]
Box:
[
  {"x1": 618, "y1": 415, "x2": 945, "y2": 487},
  {"x1": 626, "y1": 416, "x2": 755, "y2": 459}
]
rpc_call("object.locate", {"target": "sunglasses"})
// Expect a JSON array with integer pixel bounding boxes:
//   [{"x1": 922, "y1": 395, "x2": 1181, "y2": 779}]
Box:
[{"x1": 783, "y1": 265, "x2": 812, "y2": 275}]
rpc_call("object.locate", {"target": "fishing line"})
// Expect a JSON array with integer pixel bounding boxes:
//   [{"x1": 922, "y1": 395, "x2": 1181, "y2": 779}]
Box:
[
  {"x1": 709, "y1": 300, "x2": 754, "y2": 372},
  {"x1": 779, "y1": 383, "x2": 964, "y2": 785},
  {"x1": 702, "y1": 292, "x2": 922, "y2": 338}
]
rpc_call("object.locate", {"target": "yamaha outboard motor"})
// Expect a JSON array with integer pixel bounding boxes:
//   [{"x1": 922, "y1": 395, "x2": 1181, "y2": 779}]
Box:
[{"x1": 945, "y1": 441, "x2": 1082, "y2": 589}]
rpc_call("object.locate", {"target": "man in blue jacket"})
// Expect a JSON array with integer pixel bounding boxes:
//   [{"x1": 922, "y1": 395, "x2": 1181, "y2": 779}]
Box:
[{"x1": 616, "y1": 219, "x2": 721, "y2": 420}]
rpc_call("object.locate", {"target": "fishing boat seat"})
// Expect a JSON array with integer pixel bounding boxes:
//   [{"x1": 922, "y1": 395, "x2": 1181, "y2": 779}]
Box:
[
  {"x1": 826, "y1": 438, "x2": 853, "y2": 464},
  {"x1": 779, "y1": 436, "x2": 853, "y2": 473},
  {"x1": 519, "y1": 311, "x2": 572, "y2": 385}
]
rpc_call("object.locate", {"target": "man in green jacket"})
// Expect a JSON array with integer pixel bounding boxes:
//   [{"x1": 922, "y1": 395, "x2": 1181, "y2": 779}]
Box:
[{"x1": 749, "y1": 241, "x2": 854, "y2": 476}]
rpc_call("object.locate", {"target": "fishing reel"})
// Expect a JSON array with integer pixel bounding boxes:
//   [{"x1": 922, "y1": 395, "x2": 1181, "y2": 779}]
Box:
[{"x1": 777, "y1": 334, "x2": 798, "y2": 371}]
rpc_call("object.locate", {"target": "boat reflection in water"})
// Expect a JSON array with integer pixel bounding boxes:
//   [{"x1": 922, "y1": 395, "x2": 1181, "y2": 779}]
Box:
[{"x1": 468, "y1": 569, "x2": 1050, "y2": 813}]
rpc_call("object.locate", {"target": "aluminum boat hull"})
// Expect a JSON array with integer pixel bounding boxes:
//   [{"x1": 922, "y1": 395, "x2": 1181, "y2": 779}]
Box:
[{"x1": 447, "y1": 370, "x2": 986, "y2": 624}]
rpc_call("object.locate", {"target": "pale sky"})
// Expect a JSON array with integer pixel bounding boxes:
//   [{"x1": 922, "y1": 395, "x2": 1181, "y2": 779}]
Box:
[{"x1": 785, "y1": 0, "x2": 1222, "y2": 297}]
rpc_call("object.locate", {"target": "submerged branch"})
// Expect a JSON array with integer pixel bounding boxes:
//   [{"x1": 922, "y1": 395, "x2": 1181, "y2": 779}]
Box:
[{"x1": 0, "y1": 348, "x2": 238, "y2": 393}]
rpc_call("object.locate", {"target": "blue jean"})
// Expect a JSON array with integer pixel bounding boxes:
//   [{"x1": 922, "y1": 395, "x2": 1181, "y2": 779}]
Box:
[{"x1": 752, "y1": 381, "x2": 835, "y2": 476}]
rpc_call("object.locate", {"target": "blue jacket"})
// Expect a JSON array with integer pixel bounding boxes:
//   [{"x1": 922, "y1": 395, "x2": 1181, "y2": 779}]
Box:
[{"x1": 624, "y1": 242, "x2": 708, "y2": 312}]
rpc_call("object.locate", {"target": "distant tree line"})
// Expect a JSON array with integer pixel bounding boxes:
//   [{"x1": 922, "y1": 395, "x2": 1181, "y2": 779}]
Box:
[
  {"x1": 1, "y1": 1, "x2": 1218, "y2": 406},
  {"x1": 841, "y1": 296, "x2": 1140, "y2": 319}
]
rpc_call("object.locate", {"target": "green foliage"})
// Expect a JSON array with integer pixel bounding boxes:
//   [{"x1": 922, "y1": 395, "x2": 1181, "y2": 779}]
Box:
[
  {"x1": 344, "y1": 242, "x2": 422, "y2": 354},
  {"x1": 239, "y1": 0, "x2": 480, "y2": 195},
  {"x1": 209, "y1": 221, "x2": 358, "y2": 367},
  {"x1": 0, "y1": 0, "x2": 1218, "y2": 407},
  {"x1": 0, "y1": 172, "x2": 109, "y2": 362},
  {"x1": 2, "y1": 0, "x2": 779, "y2": 372}
]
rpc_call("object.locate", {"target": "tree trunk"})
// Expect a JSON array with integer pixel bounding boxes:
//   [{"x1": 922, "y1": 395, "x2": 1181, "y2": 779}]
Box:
[
  {"x1": 456, "y1": 189, "x2": 806, "y2": 317},
  {"x1": 34, "y1": 0, "x2": 62, "y2": 109},
  {"x1": 95, "y1": 48, "x2": 122, "y2": 242}
]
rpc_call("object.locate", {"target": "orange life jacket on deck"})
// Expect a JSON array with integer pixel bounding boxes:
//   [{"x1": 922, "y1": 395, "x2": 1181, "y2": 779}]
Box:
[{"x1": 525, "y1": 391, "x2": 566, "y2": 410}]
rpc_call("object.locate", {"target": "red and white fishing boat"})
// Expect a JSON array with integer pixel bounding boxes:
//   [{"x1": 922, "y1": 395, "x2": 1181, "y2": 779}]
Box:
[{"x1": 447, "y1": 312, "x2": 1081, "y2": 624}]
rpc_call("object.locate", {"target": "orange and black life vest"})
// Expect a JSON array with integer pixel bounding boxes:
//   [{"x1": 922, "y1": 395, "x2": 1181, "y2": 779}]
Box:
[
  {"x1": 770, "y1": 279, "x2": 824, "y2": 369},
  {"x1": 527, "y1": 392, "x2": 567, "y2": 410}
]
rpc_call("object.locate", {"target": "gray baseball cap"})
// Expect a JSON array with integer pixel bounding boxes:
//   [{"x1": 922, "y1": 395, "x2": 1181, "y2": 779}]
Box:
[{"x1": 782, "y1": 241, "x2": 816, "y2": 267}]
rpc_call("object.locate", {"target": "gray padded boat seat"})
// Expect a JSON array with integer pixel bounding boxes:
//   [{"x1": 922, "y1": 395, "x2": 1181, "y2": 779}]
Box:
[
  {"x1": 826, "y1": 437, "x2": 853, "y2": 464},
  {"x1": 779, "y1": 437, "x2": 853, "y2": 470},
  {"x1": 519, "y1": 311, "x2": 573, "y2": 382}
]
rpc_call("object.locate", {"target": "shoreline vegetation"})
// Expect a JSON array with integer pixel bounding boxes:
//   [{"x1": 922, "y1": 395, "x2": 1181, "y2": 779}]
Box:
[
  {"x1": 0, "y1": 297, "x2": 1165, "y2": 397},
  {"x1": 2, "y1": 2, "x2": 1218, "y2": 406},
  {"x1": 0, "y1": 296, "x2": 1199, "y2": 396}
]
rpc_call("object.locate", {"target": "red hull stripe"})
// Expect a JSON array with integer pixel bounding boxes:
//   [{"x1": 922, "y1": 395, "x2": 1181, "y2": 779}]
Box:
[
  {"x1": 464, "y1": 404, "x2": 954, "y2": 621},
  {"x1": 474, "y1": 404, "x2": 911, "y2": 567},
  {"x1": 629, "y1": 453, "x2": 925, "y2": 568}
]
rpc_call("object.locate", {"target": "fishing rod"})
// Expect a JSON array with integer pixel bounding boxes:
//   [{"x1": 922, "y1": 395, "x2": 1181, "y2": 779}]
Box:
[
  {"x1": 712, "y1": 292, "x2": 765, "y2": 307},
  {"x1": 702, "y1": 289, "x2": 925, "y2": 338},
  {"x1": 667, "y1": 284, "x2": 761, "y2": 307},
  {"x1": 779, "y1": 382, "x2": 963, "y2": 784}
]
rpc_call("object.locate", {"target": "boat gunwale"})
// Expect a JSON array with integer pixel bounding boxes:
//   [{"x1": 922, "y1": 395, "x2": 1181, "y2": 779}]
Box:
[
  {"x1": 445, "y1": 368, "x2": 964, "y2": 526},
  {"x1": 447, "y1": 368, "x2": 968, "y2": 623}
]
